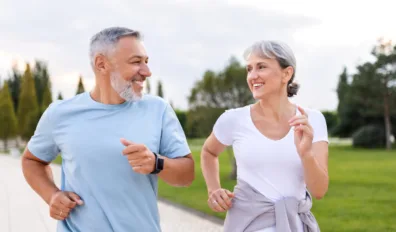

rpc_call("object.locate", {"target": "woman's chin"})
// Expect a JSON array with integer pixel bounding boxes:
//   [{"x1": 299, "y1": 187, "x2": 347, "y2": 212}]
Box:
[{"x1": 252, "y1": 92, "x2": 264, "y2": 100}]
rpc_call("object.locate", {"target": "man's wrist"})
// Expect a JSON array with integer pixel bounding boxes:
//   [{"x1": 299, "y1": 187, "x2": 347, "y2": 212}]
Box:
[
  {"x1": 45, "y1": 188, "x2": 61, "y2": 205},
  {"x1": 150, "y1": 152, "x2": 164, "y2": 174}
]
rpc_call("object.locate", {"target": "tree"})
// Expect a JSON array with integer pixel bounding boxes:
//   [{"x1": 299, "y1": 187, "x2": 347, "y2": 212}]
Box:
[
  {"x1": 41, "y1": 81, "x2": 52, "y2": 113},
  {"x1": 188, "y1": 57, "x2": 255, "y2": 179},
  {"x1": 322, "y1": 111, "x2": 338, "y2": 135},
  {"x1": 17, "y1": 64, "x2": 39, "y2": 141},
  {"x1": 146, "y1": 79, "x2": 151, "y2": 94},
  {"x1": 76, "y1": 75, "x2": 85, "y2": 95},
  {"x1": 333, "y1": 67, "x2": 362, "y2": 137},
  {"x1": 338, "y1": 39, "x2": 396, "y2": 150},
  {"x1": 0, "y1": 82, "x2": 18, "y2": 150},
  {"x1": 33, "y1": 60, "x2": 51, "y2": 107},
  {"x1": 157, "y1": 80, "x2": 164, "y2": 98},
  {"x1": 6, "y1": 65, "x2": 22, "y2": 113},
  {"x1": 189, "y1": 57, "x2": 253, "y2": 109},
  {"x1": 371, "y1": 38, "x2": 396, "y2": 150},
  {"x1": 57, "y1": 92, "x2": 63, "y2": 100}
]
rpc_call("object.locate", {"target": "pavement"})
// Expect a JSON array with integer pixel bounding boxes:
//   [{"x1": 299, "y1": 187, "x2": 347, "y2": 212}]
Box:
[{"x1": 0, "y1": 154, "x2": 223, "y2": 232}]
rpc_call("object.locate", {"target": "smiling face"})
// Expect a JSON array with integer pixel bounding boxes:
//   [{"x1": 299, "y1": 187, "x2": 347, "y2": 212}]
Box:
[
  {"x1": 108, "y1": 36, "x2": 152, "y2": 101},
  {"x1": 246, "y1": 53, "x2": 294, "y2": 100}
]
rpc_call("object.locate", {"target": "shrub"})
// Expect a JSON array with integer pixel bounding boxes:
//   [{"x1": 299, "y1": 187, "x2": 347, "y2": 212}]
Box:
[{"x1": 352, "y1": 125, "x2": 385, "y2": 149}]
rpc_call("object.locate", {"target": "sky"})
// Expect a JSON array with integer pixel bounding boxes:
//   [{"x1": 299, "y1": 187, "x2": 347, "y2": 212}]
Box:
[{"x1": 1, "y1": 0, "x2": 395, "y2": 111}]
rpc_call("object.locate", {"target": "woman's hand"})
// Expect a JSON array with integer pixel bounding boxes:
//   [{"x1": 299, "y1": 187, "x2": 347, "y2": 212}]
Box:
[
  {"x1": 289, "y1": 106, "x2": 314, "y2": 158},
  {"x1": 207, "y1": 188, "x2": 234, "y2": 212}
]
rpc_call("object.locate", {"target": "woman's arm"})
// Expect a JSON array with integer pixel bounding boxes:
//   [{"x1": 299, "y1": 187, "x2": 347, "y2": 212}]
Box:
[
  {"x1": 201, "y1": 133, "x2": 234, "y2": 212},
  {"x1": 301, "y1": 142, "x2": 329, "y2": 199}
]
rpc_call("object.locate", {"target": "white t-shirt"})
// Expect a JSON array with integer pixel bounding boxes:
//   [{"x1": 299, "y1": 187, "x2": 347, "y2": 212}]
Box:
[{"x1": 213, "y1": 104, "x2": 328, "y2": 232}]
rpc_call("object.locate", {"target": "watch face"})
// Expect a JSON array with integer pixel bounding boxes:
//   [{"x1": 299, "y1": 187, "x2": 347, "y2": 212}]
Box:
[{"x1": 158, "y1": 157, "x2": 164, "y2": 170}]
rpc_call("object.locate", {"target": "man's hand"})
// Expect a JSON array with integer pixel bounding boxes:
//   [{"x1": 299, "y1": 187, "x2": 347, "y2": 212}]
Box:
[
  {"x1": 120, "y1": 138, "x2": 156, "y2": 174},
  {"x1": 49, "y1": 191, "x2": 83, "y2": 220}
]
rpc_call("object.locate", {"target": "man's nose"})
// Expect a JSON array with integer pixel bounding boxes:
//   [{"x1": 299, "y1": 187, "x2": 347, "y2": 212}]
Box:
[{"x1": 140, "y1": 63, "x2": 152, "y2": 77}]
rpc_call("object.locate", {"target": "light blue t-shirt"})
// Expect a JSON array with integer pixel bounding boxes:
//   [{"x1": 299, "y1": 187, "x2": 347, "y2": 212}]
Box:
[{"x1": 27, "y1": 92, "x2": 191, "y2": 232}]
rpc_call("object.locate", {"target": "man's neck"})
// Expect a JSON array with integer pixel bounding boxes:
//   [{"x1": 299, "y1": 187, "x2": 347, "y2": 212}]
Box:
[{"x1": 90, "y1": 82, "x2": 125, "y2": 105}]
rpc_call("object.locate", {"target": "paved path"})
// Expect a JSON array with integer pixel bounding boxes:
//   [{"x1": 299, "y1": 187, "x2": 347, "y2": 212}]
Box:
[{"x1": 0, "y1": 154, "x2": 223, "y2": 232}]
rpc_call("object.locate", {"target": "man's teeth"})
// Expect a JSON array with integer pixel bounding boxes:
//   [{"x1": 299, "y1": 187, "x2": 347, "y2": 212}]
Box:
[
  {"x1": 132, "y1": 80, "x2": 144, "y2": 86},
  {"x1": 253, "y1": 83, "x2": 264, "y2": 87}
]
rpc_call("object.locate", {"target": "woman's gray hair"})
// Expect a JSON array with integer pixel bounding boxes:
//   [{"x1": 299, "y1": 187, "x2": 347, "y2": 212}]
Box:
[
  {"x1": 89, "y1": 27, "x2": 141, "y2": 68},
  {"x1": 243, "y1": 40, "x2": 299, "y2": 97}
]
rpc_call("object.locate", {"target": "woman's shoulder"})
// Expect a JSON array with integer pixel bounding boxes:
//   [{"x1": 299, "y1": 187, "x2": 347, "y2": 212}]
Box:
[
  {"x1": 220, "y1": 105, "x2": 251, "y2": 118},
  {"x1": 297, "y1": 105, "x2": 327, "y2": 129},
  {"x1": 298, "y1": 105, "x2": 325, "y2": 119}
]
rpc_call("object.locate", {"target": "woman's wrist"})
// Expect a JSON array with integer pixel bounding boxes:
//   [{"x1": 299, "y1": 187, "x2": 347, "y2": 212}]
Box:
[
  {"x1": 208, "y1": 187, "x2": 221, "y2": 196},
  {"x1": 301, "y1": 150, "x2": 315, "y2": 164}
]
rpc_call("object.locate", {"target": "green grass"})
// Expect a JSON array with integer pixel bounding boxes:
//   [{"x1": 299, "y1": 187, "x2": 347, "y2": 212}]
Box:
[
  {"x1": 49, "y1": 139, "x2": 396, "y2": 231},
  {"x1": 158, "y1": 140, "x2": 396, "y2": 232}
]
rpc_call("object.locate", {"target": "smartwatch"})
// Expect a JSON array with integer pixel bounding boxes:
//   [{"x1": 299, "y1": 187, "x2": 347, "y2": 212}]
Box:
[{"x1": 151, "y1": 152, "x2": 164, "y2": 174}]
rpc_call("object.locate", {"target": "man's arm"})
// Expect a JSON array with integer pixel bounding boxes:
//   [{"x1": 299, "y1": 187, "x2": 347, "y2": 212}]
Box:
[
  {"x1": 21, "y1": 148, "x2": 59, "y2": 204},
  {"x1": 120, "y1": 139, "x2": 195, "y2": 187},
  {"x1": 22, "y1": 148, "x2": 83, "y2": 220},
  {"x1": 158, "y1": 154, "x2": 194, "y2": 187}
]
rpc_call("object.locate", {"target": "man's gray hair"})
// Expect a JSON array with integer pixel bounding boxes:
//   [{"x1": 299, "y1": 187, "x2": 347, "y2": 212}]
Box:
[
  {"x1": 243, "y1": 40, "x2": 299, "y2": 97},
  {"x1": 89, "y1": 27, "x2": 141, "y2": 68}
]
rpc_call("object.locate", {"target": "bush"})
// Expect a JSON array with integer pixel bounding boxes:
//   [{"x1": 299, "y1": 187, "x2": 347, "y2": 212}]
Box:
[
  {"x1": 321, "y1": 111, "x2": 338, "y2": 136},
  {"x1": 174, "y1": 109, "x2": 187, "y2": 134},
  {"x1": 352, "y1": 125, "x2": 386, "y2": 149}
]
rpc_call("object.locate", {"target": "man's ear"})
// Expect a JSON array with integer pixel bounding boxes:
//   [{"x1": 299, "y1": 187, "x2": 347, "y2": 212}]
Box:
[{"x1": 94, "y1": 54, "x2": 108, "y2": 74}]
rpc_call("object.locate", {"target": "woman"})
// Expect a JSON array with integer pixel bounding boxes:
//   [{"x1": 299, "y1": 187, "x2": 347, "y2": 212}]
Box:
[{"x1": 201, "y1": 40, "x2": 329, "y2": 232}]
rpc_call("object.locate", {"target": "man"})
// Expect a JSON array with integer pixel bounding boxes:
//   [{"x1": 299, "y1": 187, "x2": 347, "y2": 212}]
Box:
[{"x1": 21, "y1": 27, "x2": 195, "y2": 232}]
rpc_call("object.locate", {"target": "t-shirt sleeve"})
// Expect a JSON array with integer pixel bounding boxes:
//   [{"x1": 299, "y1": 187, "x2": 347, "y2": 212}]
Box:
[
  {"x1": 310, "y1": 110, "x2": 329, "y2": 143},
  {"x1": 27, "y1": 103, "x2": 60, "y2": 162},
  {"x1": 213, "y1": 110, "x2": 234, "y2": 146},
  {"x1": 159, "y1": 103, "x2": 191, "y2": 158}
]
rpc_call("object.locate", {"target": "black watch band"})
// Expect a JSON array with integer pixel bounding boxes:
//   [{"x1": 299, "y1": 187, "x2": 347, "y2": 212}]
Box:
[{"x1": 151, "y1": 152, "x2": 164, "y2": 174}]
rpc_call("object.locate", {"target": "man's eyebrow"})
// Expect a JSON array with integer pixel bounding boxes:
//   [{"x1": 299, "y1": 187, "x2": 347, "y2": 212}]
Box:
[{"x1": 128, "y1": 55, "x2": 148, "y2": 60}]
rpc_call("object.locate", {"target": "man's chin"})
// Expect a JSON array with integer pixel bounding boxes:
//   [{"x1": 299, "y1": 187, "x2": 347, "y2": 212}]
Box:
[{"x1": 119, "y1": 91, "x2": 142, "y2": 102}]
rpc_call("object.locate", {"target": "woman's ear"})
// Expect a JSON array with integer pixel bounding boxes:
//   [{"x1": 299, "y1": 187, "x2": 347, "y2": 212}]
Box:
[{"x1": 282, "y1": 66, "x2": 294, "y2": 84}]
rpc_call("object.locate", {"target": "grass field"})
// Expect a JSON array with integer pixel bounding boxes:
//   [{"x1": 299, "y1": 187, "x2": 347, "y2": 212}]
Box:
[
  {"x1": 14, "y1": 139, "x2": 395, "y2": 231},
  {"x1": 158, "y1": 139, "x2": 396, "y2": 232}
]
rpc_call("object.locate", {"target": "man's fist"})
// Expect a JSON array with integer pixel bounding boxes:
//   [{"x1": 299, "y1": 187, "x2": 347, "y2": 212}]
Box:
[
  {"x1": 49, "y1": 191, "x2": 83, "y2": 220},
  {"x1": 120, "y1": 138, "x2": 156, "y2": 174}
]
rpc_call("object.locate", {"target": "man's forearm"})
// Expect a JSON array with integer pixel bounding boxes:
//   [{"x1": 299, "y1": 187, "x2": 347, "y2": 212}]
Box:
[
  {"x1": 21, "y1": 158, "x2": 59, "y2": 204},
  {"x1": 158, "y1": 154, "x2": 194, "y2": 187}
]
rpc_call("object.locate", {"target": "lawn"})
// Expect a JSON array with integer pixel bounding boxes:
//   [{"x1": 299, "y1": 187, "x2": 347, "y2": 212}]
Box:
[
  {"x1": 44, "y1": 139, "x2": 396, "y2": 231},
  {"x1": 158, "y1": 140, "x2": 396, "y2": 232}
]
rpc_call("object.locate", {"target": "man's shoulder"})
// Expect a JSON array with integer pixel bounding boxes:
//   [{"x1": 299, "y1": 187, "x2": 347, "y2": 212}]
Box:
[
  {"x1": 138, "y1": 94, "x2": 169, "y2": 110},
  {"x1": 44, "y1": 93, "x2": 88, "y2": 118}
]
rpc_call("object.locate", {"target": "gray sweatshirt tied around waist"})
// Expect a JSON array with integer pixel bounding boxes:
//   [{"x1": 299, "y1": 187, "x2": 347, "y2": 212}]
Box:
[{"x1": 223, "y1": 179, "x2": 320, "y2": 232}]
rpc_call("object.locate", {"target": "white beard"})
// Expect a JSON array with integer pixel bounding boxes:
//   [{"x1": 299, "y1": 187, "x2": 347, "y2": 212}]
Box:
[{"x1": 110, "y1": 71, "x2": 142, "y2": 102}]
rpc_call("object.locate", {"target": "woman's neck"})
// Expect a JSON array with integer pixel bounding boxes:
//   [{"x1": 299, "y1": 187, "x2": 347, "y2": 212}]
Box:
[{"x1": 257, "y1": 95, "x2": 295, "y2": 122}]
